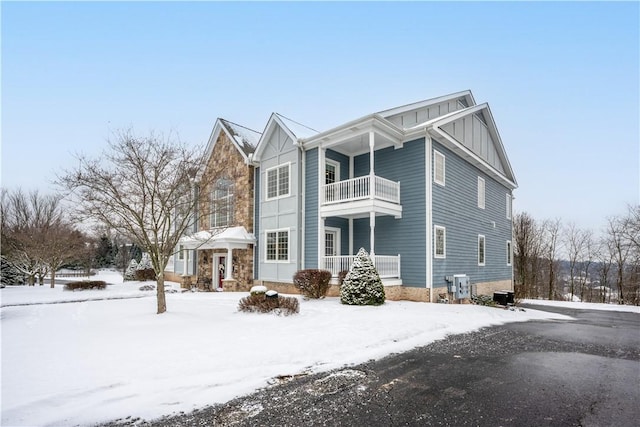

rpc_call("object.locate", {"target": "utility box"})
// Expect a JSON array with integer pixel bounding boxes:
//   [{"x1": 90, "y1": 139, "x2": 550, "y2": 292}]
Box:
[{"x1": 453, "y1": 275, "x2": 470, "y2": 299}]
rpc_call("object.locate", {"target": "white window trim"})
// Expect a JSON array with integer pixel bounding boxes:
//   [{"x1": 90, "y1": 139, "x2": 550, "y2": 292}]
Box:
[
  {"x1": 506, "y1": 240, "x2": 512, "y2": 266},
  {"x1": 506, "y1": 193, "x2": 512, "y2": 219},
  {"x1": 434, "y1": 225, "x2": 446, "y2": 259},
  {"x1": 434, "y1": 150, "x2": 445, "y2": 186},
  {"x1": 210, "y1": 178, "x2": 234, "y2": 228},
  {"x1": 477, "y1": 177, "x2": 485, "y2": 209},
  {"x1": 265, "y1": 228, "x2": 290, "y2": 263},
  {"x1": 325, "y1": 159, "x2": 340, "y2": 185},
  {"x1": 478, "y1": 235, "x2": 486, "y2": 266},
  {"x1": 265, "y1": 163, "x2": 291, "y2": 201}
]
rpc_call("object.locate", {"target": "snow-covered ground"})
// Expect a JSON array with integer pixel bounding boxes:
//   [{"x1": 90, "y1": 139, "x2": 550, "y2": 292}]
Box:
[
  {"x1": 522, "y1": 298, "x2": 640, "y2": 313},
  {"x1": 0, "y1": 270, "x2": 632, "y2": 427}
]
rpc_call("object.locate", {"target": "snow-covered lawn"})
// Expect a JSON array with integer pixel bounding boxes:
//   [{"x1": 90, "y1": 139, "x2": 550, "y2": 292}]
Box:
[
  {"x1": 522, "y1": 298, "x2": 640, "y2": 313},
  {"x1": 3, "y1": 270, "x2": 624, "y2": 427}
]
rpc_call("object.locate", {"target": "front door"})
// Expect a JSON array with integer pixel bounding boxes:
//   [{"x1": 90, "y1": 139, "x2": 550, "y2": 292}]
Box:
[{"x1": 215, "y1": 255, "x2": 226, "y2": 290}]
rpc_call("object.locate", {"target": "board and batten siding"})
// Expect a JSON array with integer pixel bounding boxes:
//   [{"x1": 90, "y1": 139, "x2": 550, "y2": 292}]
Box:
[
  {"x1": 431, "y1": 140, "x2": 512, "y2": 289},
  {"x1": 385, "y1": 99, "x2": 465, "y2": 129},
  {"x1": 258, "y1": 125, "x2": 301, "y2": 282},
  {"x1": 440, "y1": 113, "x2": 505, "y2": 175},
  {"x1": 351, "y1": 138, "x2": 427, "y2": 287}
]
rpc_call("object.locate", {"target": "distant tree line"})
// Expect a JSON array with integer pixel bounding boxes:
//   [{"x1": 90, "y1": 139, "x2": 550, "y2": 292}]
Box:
[
  {"x1": 0, "y1": 188, "x2": 142, "y2": 287},
  {"x1": 513, "y1": 205, "x2": 640, "y2": 305}
]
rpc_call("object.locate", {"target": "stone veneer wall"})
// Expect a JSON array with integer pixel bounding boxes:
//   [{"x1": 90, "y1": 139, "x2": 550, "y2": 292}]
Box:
[{"x1": 194, "y1": 130, "x2": 255, "y2": 286}]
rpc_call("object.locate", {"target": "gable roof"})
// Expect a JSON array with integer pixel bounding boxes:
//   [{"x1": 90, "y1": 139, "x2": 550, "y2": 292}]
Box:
[
  {"x1": 409, "y1": 103, "x2": 517, "y2": 189},
  {"x1": 300, "y1": 90, "x2": 516, "y2": 189},
  {"x1": 252, "y1": 113, "x2": 318, "y2": 162},
  {"x1": 196, "y1": 118, "x2": 262, "y2": 181}
]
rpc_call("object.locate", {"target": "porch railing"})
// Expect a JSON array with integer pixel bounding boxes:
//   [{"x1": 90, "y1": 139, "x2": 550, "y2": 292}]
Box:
[
  {"x1": 322, "y1": 254, "x2": 401, "y2": 279},
  {"x1": 322, "y1": 175, "x2": 400, "y2": 205}
]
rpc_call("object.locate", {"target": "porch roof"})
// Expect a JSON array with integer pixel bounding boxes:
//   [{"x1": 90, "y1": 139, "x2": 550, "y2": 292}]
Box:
[{"x1": 180, "y1": 226, "x2": 256, "y2": 250}]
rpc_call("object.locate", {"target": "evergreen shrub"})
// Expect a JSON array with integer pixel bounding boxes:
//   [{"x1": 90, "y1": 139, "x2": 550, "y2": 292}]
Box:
[
  {"x1": 293, "y1": 269, "x2": 332, "y2": 299},
  {"x1": 340, "y1": 248, "x2": 385, "y2": 306}
]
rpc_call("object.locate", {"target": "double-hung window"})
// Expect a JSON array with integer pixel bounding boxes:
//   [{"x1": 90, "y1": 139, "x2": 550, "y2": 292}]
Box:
[
  {"x1": 434, "y1": 225, "x2": 446, "y2": 258},
  {"x1": 478, "y1": 235, "x2": 486, "y2": 266},
  {"x1": 266, "y1": 164, "x2": 290, "y2": 200},
  {"x1": 266, "y1": 229, "x2": 289, "y2": 262}
]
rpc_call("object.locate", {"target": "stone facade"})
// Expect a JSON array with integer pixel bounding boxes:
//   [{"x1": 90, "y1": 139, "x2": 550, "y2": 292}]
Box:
[{"x1": 195, "y1": 130, "x2": 255, "y2": 289}]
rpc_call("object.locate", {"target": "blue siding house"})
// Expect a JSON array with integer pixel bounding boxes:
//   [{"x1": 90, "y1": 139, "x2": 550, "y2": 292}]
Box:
[{"x1": 251, "y1": 90, "x2": 517, "y2": 302}]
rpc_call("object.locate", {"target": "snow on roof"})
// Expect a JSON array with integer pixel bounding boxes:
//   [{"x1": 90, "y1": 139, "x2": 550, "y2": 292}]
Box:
[
  {"x1": 180, "y1": 226, "x2": 256, "y2": 249},
  {"x1": 275, "y1": 113, "x2": 319, "y2": 140},
  {"x1": 220, "y1": 119, "x2": 261, "y2": 155}
]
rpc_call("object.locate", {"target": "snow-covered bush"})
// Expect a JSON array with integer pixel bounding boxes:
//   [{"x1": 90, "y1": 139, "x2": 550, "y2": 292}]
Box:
[
  {"x1": 134, "y1": 253, "x2": 156, "y2": 281},
  {"x1": 340, "y1": 248, "x2": 385, "y2": 306},
  {"x1": 123, "y1": 259, "x2": 138, "y2": 281},
  {"x1": 293, "y1": 269, "x2": 332, "y2": 299},
  {"x1": 238, "y1": 293, "x2": 299, "y2": 315},
  {"x1": 250, "y1": 285, "x2": 268, "y2": 296}
]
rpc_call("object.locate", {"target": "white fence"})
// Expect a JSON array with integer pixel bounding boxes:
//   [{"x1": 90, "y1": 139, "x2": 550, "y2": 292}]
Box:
[{"x1": 322, "y1": 254, "x2": 401, "y2": 279}]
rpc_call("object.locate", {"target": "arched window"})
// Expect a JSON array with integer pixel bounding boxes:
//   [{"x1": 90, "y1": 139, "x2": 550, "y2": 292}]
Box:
[{"x1": 211, "y1": 178, "x2": 234, "y2": 228}]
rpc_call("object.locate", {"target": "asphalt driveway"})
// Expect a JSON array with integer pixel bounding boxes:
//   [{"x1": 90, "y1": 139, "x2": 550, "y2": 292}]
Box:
[{"x1": 102, "y1": 305, "x2": 640, "y2": 427}]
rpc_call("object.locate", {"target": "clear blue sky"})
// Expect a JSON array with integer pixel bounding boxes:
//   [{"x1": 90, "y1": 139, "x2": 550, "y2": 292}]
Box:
[{"x1": 2, "y1": 1, "x2": 638, "y2": 233}]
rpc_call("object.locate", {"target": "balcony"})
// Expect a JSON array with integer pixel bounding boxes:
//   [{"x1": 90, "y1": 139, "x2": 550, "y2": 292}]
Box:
[
  {"x1": 320, "y1": 175, "x2": 402, "y2": 219},
  {"x1": 322, "y1": 254, "x2": 401, "y2": 280}
]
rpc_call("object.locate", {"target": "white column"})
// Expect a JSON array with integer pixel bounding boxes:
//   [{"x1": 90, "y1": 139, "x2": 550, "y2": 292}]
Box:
[
  {"x1": 369, "y1": 211, "x2": 375, "y2": 257},
  {"x1": 348, "y1": 218, "x2": 354, "y2": 255},
  {"x1": 225, "y1": 248, "x2": 233, "y2": 279},
  {"x1": 319, "y1": 217, "x2": 326, "y2": 269},
  {"x1": 369, "y1": 131, "x2": 375, "y2": 199},
  {"x1": 183, "y1": 248, "x2": 188, "y2": 275}
]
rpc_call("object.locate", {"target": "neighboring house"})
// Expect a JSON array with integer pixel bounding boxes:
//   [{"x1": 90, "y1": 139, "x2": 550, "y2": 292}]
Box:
[
  {"x1": 251, "y1": 91, "x2": 517, "y2": 301},
  {"x1": 165, "y1": 118, "x2": 260, "y2": 290}
]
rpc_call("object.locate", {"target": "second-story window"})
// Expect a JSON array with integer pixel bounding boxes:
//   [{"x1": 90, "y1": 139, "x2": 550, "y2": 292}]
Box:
[
  {"x1": 266, "y1": 163, "x2": 290, "y2": 200},
  {"x1": 211, "y1": 178, "x2": 234, "y2": 228},
  {"x1": 478, "y1": 177, "x2": 485, "y2": 209},
  {"x1": 434, "y1": 150, "x2": 445, "y2": 186}
]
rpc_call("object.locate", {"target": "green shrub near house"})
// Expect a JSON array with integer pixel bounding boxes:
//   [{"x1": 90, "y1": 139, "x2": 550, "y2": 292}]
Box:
[{"x1": 340, "y1": 248, "x2": 385, "y2": 306}]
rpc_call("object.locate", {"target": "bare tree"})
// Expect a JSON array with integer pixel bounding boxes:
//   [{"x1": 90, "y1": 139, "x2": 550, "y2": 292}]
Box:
[
  {"x1": 605, "y1": 214, "x2": 631, "y2": 304},
  {"x1": 1, "y1": 189, "x2": 68, "y2": 285},
  {"x1": 58, "y1": 130, "x2": 208, "y2": 314},
  {"x1": 564, "y1": 222, "x2": 593, "y2": 301},
  {"x1": 513, "y1": 212, "x2": 542, "y2": 298},
  {"x1": 541, "y1": 218, "x2": 562, "y2": 300}
]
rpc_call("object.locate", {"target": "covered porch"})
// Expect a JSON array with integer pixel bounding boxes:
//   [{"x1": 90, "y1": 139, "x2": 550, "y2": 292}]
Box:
[
  {"x1": 303, "y1": 116, "x2": 407, "y2": 285},
  {"x1": 179, "y1": 226, "x2": 256, "y2": 289}
]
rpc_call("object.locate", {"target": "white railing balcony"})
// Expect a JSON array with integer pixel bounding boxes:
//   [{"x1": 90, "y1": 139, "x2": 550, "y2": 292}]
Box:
[
  {"x1": 322, "y1": 175, "x2": 400, "y2": 205},
  {"x1": 322, "y1": 254, "x2": 401, "y2": 279}
]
